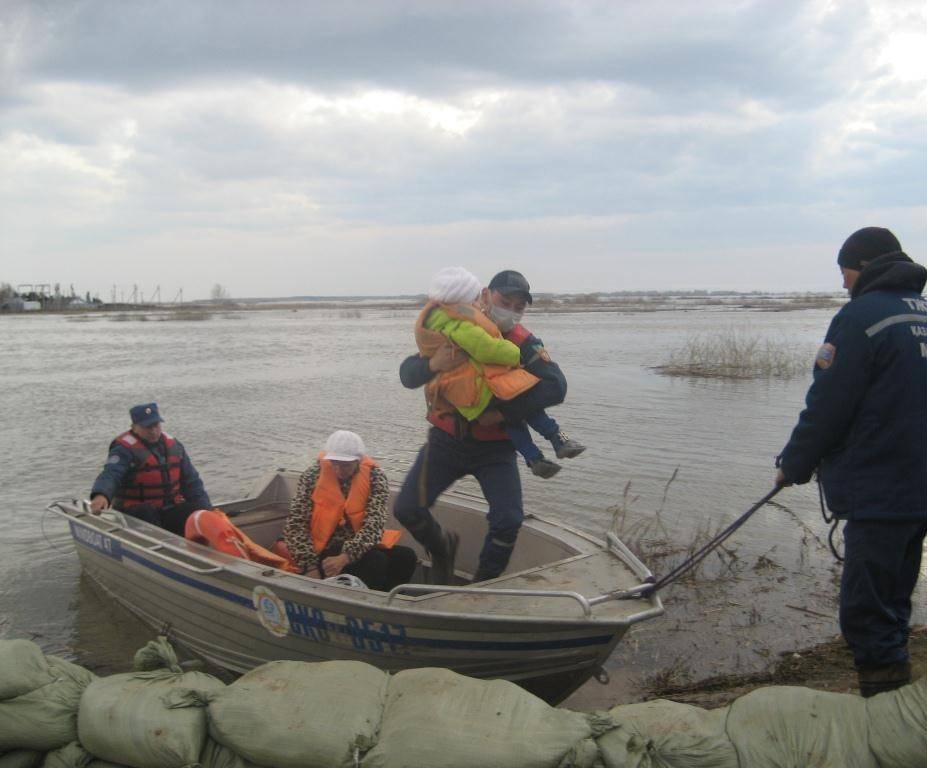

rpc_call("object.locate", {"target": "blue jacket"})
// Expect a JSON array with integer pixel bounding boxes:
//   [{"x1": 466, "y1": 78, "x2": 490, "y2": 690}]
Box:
[
  {"x1": 91, "y1": 433, "x2": 211, "y2": 510},
  {"x1": 779, "y1": 253, "x2": 927, "y2": 521}
]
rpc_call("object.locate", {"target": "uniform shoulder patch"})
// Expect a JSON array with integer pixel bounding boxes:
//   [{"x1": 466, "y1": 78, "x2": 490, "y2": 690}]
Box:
[
  {"x1": 815, "y1": 343, "x2": 836, "y2": 370},
  {"x1": 106, "y1": 454, "x2": 122, "y2": 465}
]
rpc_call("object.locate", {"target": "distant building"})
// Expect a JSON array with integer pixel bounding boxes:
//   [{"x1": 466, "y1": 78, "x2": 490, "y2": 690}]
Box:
[{"x1": 1, "y1": 297, "x2": 25, "y2": 312}]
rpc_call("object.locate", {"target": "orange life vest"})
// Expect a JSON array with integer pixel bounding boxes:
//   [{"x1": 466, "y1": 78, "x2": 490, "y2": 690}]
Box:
[
  {"x1": 184, "y1": 508, "x2": 300, "y2": 573},
  {"x1": 414, "y1": 301, "x2": 539, "y2": 416},
  {"x1": 425, "y1": 322, "x2": 535, "y2": 441},
  {"x1": 310, "y1": 455, "x2": 401, "y2": 554},
  {"x1": 112, "y1": 431, "x2": 183, "y2": 511}
]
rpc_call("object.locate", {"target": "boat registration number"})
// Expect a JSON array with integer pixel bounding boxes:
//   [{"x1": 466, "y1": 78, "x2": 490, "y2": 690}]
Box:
[
  {"x1": 70, "y1": 521, "x2": 123, "y2": 560},
  {"x1": 285, "y1": 602, "x2": 409, "y2": 654}
]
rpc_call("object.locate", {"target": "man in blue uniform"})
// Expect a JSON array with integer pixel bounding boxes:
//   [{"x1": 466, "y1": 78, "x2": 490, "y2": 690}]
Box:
[
  {"x1": 777, "y1": 227, "x2": 927, "y2": 697},
  {"x1": 90, "y1": 403, "x2": 211, "y2": 535},
  {"x1": 395, "y1": 270, "x2": 576, "y2": 583}
]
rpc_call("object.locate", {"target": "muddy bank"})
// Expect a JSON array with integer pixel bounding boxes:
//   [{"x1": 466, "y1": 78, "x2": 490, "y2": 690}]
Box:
[{"x1": 604, "y1": 626, "x2": 927, "y2": 711}]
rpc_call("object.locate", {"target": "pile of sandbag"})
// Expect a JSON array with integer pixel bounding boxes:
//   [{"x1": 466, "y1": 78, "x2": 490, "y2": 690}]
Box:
[
  {"x1": 2, "y1": 636, "x2": 927, "y2": 768},
  {"x1": 0, "y1": 638, "x2": 96, "y2": 767},
  {"x1": 208, "y1": 661, "x2": 599, "y2": 768},
  {"x1": 77, "y1": 638, "x2": 225, "y2": 768}
]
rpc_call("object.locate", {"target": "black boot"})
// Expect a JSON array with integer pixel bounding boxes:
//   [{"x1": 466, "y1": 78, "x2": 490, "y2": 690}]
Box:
[
  {"x1": 857, "y1": 661, "x2": 911, "y2": 698},
  {"x1": 550, "y1": 431, "x2": 586, "y2": 459},
  {"x1": 428, "y1": 529, "x2": 459, "y2": 585},
  {"x1": 471, "y1": 567, "x2": 494, "y2": 583},
  {"x1": 526, "y1": 455, "x2": 561, "y2": 478}
]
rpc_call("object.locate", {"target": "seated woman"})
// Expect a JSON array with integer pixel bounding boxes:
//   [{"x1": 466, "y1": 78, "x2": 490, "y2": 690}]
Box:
[{"x1": 282, "y1": 430, "x2": 417, "y2": 591}]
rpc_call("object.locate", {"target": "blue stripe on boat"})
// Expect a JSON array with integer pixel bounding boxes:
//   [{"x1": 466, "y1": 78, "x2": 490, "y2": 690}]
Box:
[
  {"x1": 81, "y1": 536, "x2": 612, "y2": 652},
  {"x1": 121, "y1": 548, "x2": 254, "y2": 607}
]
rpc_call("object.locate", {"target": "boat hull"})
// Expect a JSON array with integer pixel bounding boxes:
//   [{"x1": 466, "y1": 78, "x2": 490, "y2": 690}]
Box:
[{"x1": 56, "y1": 474, "x2": 661, "y2": 704}]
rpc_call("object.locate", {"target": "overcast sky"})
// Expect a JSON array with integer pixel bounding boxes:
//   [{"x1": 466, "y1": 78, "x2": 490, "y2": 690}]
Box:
[{"x1": 2, "y1": 1, "x2": 927, "y2": 299}]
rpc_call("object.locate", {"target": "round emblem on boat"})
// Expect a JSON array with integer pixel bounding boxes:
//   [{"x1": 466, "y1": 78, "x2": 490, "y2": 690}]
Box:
[{"x1": 253, "y1": 586, "x2": 289, "y2": 638}]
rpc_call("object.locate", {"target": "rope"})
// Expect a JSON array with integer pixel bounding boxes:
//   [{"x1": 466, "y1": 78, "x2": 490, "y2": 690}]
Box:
[
  {"x1": 40, "y1": 503, "x2": 76, "y2": 556},
  {"x1": 620, "y1": 485, "x2": 783, "y2": 599},
  {"x1": 818, "y1": 477, "x2": 844, "y2": 562}
]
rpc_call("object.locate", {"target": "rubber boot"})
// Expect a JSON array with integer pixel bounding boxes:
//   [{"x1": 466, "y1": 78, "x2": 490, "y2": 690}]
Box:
[
  {"x1": 428, "y1": 529, "x2": 459, "y2": 585},
  {"x1": 551, "y1": 431, "x2": 586, "y2": 459},
  {"x1": 471, "y1": 567, "x2": 493, "y2": 583},
  {"x1": 857, "y1": 661, "x2": 912, "y2": 698}
]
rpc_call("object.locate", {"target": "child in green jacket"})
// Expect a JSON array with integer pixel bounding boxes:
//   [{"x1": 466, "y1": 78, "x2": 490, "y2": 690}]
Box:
[{"x1": 417, "y1": 267, "x2": 584, "y2": 477}]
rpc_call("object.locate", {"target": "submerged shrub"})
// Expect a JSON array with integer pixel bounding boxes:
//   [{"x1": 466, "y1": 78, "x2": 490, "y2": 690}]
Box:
[{"x1": 657, "y1": 331, "x2": 811, "y2": 380}]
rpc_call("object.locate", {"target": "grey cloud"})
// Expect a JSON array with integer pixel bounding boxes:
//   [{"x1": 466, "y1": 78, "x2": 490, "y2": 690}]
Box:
[
  {"x1": 8, "y1": 0, "x2": 882, "y2": 105},
  {"x1": 4, "y1": 0, "x2": 926, "y2": 296}
]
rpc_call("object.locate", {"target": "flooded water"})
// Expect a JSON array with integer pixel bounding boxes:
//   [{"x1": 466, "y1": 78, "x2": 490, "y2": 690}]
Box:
[{"x1": 2, "y1": 305, "x2": 923, "y2": 704}]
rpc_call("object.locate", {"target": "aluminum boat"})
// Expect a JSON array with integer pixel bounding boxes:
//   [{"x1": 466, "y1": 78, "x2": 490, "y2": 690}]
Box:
[{"x1": 50, "y1": 468, "x2": 662, "y2": 703}]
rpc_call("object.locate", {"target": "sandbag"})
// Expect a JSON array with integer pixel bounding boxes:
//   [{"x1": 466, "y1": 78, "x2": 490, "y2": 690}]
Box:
[
  {"x1": 597, "y1": 699, "x2": 738, "y2": 768},
  {"x1": 41, "y1": 742, "x2": 91, "y2": 768},
  {"x1": 199, "y1": 740, "x2": 258, "y2": 768},
  {"x1": 0, "y1": 657, "x2": 96, "y2": 752},
  {"x1": 363, "y1": 667, "x2": 594, "y2": 768},
  {"x1": 726, "y1": 685, "x2": 877, "y2": 768},
  {"x1": 0, "y1": 752, "x2": 43, "y2": 768},
  {"x1": 44, "y1": 658, "x2": 97, "y2": 687},
  {"x1": 77, "y1": 640, "x2": 224, "y2": 768},
  {"x1": 0, "y1": 640, "x2": 54, "y2": 700},
  {"x1": 132, "y1": 636, "x2": 181, "y2": 673},
  {"x1": 208, "y1": 660, "x2": 388, "y2": 768},
  {"x1": 86, "y1": 763, "x2": 134, "y2": 768},
  {"x1": 865, "y1": 676, "x2": 927, "y2": 767}
]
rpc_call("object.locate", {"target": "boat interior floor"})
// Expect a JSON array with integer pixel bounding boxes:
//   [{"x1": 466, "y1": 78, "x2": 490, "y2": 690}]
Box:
[{"x1": 222, "y1": 498, "x2": 654, "y2": 621}]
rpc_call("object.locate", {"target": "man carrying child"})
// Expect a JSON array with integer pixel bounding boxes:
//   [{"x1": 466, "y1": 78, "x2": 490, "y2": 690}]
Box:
[{"x1": 394, "y1": 268, "x2": 583, "y2": 584}]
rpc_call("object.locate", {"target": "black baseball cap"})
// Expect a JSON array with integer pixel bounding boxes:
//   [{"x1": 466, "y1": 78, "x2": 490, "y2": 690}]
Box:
[{"x1": 488, "y1": 270, "x2": 532, "y2": 304}]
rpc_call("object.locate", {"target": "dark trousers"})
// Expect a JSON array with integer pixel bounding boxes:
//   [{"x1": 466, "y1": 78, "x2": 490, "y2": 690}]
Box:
[
  {"x1": 497, "y1": 377, "x2": 565, "y2": 463},
  {"x1": 120, "y1": 500, "x2": 197, "y2": 536},
  {"x1": 496, "y1": 377, "x2": 566, "y2": 422},
  {"x1": 393, "y1": 427, "x2": 524, "y2": 579},
  {"x1": 505, "y1": 410, "x2": 561, "y2": 462},
  {"x1": 840, "y1": 519, "x2": 927, "y2": 667},
  {"x1": 324, "y1": 545, "x2": 417, "y2": 591}
]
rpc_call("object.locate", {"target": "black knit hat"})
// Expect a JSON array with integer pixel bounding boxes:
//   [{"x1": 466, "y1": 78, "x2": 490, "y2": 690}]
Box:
[{"x1": 837, "y1": 227, "x2": 902, "y2": 270}]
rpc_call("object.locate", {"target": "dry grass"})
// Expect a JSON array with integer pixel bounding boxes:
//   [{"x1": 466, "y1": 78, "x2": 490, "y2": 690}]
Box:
[
  {"x1": 159, "y1": 309, "x2": 213, "y2": 321},
  {"x1": 656, "y1": 331, "x2": 810, "y2": 380},
  {"x1": 109, "y1": 309, "x2": 214, "y2": 322},
  {"x1": 609, "y1": 469, "x2": 748, "y2": 587}
]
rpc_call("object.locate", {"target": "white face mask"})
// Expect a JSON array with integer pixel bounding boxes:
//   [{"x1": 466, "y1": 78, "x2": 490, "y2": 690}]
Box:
[{"x1": 489, "y1": 304, "x2": 523, "y2": 333}]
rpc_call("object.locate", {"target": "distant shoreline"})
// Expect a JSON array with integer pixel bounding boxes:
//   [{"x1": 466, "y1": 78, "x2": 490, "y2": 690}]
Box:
[{"x1": 2, "y1": 291, "x2": 845, "y2": 318}]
